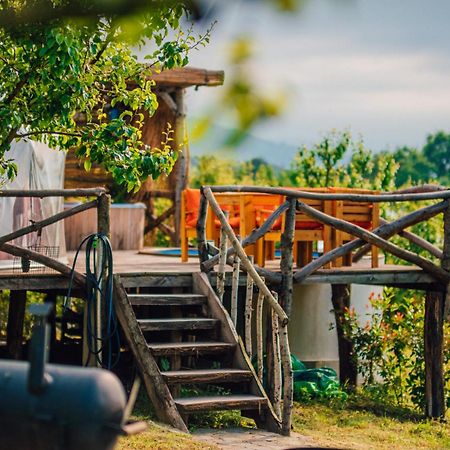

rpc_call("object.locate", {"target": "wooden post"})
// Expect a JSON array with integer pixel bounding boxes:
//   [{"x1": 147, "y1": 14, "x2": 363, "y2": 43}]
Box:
[
  {"x1": 279, "y1": 319, "x2": 293, "y2": 436},
  {"x1": 196, "y1": 189, "x2": 210, "y2": 269},
  {"x1": 245, "y1": 256, "x2": 254, "y2": 357},
  {"x1": 83, "y1": 193, "x2": 110, "y2": 367},
  {"x1": 230, "y1": 238, "x2": 241, "y2": 326},
  {"x1": 271, "y1": 293, "x2": 282, "y2": 419},
  {"x1": 217, "y1": 221, "x2": 228, "y2": 303},
  {"x1": 6, "y1": 290, "x2": 27, "y2": 359},
  {"x1": 173, "y1": 88, "x2": 188, "y2": 247},
  {"x1": 331, "y1": 284, "x2": 357, "y2": 388},
  {"x1": 424, "y1": 290, "x2": 445, "y2": 418},
  {"x1": 256, "y1": 279, "x2": 265, "y2": 383},
  {"x1": 280, "y1": 198, "x2": 296, "y2": 316}
]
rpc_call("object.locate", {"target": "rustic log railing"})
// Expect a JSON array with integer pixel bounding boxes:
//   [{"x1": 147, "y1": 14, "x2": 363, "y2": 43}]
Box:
[
  {"x1": 197, "y1": 184, "x2": 450, "y2": 421},
  {"x1": 0, "y1": 187, "x2": 110, "y2": 366},
  {"x1": 199, "y1": 186, "x2": 293, "y2": 435}
]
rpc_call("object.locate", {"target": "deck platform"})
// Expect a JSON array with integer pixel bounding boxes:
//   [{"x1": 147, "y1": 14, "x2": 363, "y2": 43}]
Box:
[{"x1": 0, "y1": 248, "x2": 443, "y2": 292}]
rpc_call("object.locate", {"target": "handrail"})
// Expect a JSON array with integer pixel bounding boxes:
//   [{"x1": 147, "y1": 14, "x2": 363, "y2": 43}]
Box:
[
  {"x1": 0, "y1": 188, "x2": 110, "y2": 284},
  {"x1": 201, "y1": 186, "x2": 293, "y2": 435},
  {"x1": 0, "y1": 188, "x2": 106, "y2": 197},
  {"x1": 208, "y1": 184, "x2": 450, "y2": 203}
]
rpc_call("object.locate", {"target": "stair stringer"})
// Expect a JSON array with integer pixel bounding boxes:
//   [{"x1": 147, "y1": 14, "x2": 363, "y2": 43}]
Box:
[
  {"x1": 112, "y1": 275, "x2": 188, "y2": 432},
  {"x1": 192, "y1": 272, "x2": 282, "y2": 433}
]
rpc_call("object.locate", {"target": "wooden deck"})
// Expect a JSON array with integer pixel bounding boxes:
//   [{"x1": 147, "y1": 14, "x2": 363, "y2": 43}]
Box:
[{"x1": 0, "y1": 248, "x2": 442, "y2": 291}]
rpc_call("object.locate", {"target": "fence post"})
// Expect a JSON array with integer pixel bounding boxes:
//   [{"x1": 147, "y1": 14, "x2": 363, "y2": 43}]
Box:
[
  {"x1": 280, "y1": 197, "x2": 295, "y2": 316},
  {"x1": 423, "y1": 201, "x2": 450, "y2": 418}
]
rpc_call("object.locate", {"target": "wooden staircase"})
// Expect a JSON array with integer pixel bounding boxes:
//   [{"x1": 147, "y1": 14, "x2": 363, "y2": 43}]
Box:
[{"x1": 113, "y1": 272, "x2": 281, "y2": 433}]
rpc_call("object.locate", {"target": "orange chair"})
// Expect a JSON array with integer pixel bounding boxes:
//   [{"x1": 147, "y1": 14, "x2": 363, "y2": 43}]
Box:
[
  {"x1": 180, "y1": 189, "x2": 243, "y2": 262},
  {"x1": 330, "y1": 187, "x2": 380, "y2": 268},
  {"x1": 291, "y1": 188, "x2": 333, "y2": 268},
  {"x1": 241, "y1": 193, "x2": 284, "y2": 266},
  {"x1": 208, "y1": 192, "x2": 244, "y2": 246}
]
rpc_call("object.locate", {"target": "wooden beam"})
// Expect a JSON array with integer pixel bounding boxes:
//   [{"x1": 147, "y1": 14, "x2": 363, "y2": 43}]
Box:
[
  {"x1": 280, "y1": 198, "x2": 295, "y2": 316},
  {"x1": 424, "y1": 291, "x2": 445, "y2": 418},
  {"x1": 0, "y1": 243, "x2": 86, "y2": 287},
  {"x1": 202, "y1": 201, "x2": 290, "y2": 271},
  {"x1": 145, "y1": 205, "x2": 175, "y2": 234},
  {"x1": 203, "y1": 187, "x2": 288, "y2": 323},
  {"x1": 112, "y1": 275, "x2": 188, "y2": 432},
  {"x1": 0, "y1": 199, "x2": 98, "y2": 246},
  {"x1": 196, "y1": 189, "x2": 210, "y2": 269},
  {"x1": 354, "y1": 202, "x2": 447, "y2": 262},
  {"x1": 6, "y1": 290, "x2": 27, "y2": 359},
  {"x1": 331, "y1": 284, "x2": 357, "y2": 388},
  {"x1": 208, "y1": 185, "x2": 450, "y2": 203},
  {"x1": 296, "y1": 200, "x2": 450, "y2": 284},
  {"x1": 151, "y1": 67, "x2": 225, "y2": 88},
  {"x1": 0, "y1": 188, "x2": 105, "y2": 197},
  {"x1": 292, "y1": 201, "x2": 447, "y2": 283}
]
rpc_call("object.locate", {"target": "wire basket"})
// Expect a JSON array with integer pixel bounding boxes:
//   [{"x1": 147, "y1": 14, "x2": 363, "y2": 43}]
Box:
[{"x1": 13, "y1": 245, "x2": 60, "y2": 274}]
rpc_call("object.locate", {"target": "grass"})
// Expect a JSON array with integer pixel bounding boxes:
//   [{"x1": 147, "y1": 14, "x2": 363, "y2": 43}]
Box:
[
  {"x1": 292, "y1": 395, "x2": 450, "y2": 449},
  {"x1": 116, "y1": 422, "x2": 219, "y2": 450},
  {"x1": 117, "y1": 386, "x2": 450, "y2": 449}
]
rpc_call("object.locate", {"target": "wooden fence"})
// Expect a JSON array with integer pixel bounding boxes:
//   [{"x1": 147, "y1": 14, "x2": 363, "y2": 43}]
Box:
[
  {"x1": 0, "y1": 187, "x2": 110, "y2": 364},
  {"x1": 197, "y1": 184, "x2": 450, "y2": 421}
]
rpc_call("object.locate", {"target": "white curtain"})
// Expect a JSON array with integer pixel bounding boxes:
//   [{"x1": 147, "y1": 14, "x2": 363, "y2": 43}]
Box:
[{"x1": 0, "y1": 139, "x2": 67, "y2": 267}]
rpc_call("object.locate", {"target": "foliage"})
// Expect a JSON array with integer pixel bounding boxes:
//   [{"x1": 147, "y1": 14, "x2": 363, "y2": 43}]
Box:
[
  {"x1": 286, "y1": 130, "x2": 398, "y2": 190},
  {"x1": 342, "y1": 287, "x2": 450, "y2": 411},
  {"x1": 388, "y1": 131, "x2": 450, "y2": 188},
  {"x1": 190, "y1": 155, "x2": 280, "y2": 188},
  {"x1": 0, "y1": 1, "x2": 212, "y2": 190}
]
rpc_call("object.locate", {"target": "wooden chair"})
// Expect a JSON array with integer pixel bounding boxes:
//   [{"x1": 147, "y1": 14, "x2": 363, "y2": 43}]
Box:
[
  {"x1": 291, "y1": 188, "x2": 333, "y2": 268},
  {"x1": 330, "y1": 187, "x2": 380, "y2": 268},
  {"x1": 180, "y1": 188, "x2": 202, "y2": 262},
  {"x1": 240, "y1": 193, "x2": 284, "y2": 266},
  {"x1": 208, "y1": 192, "x2": 244, "y2": 246}
]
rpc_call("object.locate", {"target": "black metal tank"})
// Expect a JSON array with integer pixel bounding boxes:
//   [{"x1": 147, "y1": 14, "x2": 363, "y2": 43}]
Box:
[{"x1": 0, "y1": 303, "x2": 137, "y2": 450}]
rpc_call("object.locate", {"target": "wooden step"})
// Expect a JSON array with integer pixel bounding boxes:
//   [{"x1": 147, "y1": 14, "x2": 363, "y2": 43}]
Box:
[
  {"x1": 148, "y1": 341, "x2": 235, "y2": 356},
  {"x1": 138, "y1": 318, "x2": 219, "y2": 332},
  {"x1": 161, "y1": 369, "x2": 253, "y2": 384},
  {"x1": 174, "y1": 395, "x2": 268, "y2": 413},
  {"x1": 129, "y1": 293, "x2": 207, "y2": 306}
]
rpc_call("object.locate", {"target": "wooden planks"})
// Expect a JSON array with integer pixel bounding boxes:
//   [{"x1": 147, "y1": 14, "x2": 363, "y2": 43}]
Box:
[
  {"x1": 174, "y1": 395, "x2": 267, "y2": 413},
  {"x1": 148, "y1": 341, "x2": 235, "y2": 356},
  {"x1": 162, "y1": 369, "x2": 253, "y2": 384},
  {"x1": 137, "y1": 317, "x2": 219, "y2": 332},
  {"x1": 129, "y1": 293, "x2": 206, "y2": 306}
]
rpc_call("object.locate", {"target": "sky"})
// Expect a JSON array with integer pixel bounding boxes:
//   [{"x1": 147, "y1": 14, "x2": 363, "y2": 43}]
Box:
[{"x1": 179, "y1": 0, "x2": 450, "y2": 166}]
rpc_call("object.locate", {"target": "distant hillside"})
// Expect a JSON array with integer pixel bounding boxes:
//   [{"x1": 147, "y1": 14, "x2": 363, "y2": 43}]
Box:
[{"x1": 188, "y1": 121, "x2": 298, "y2": 169}]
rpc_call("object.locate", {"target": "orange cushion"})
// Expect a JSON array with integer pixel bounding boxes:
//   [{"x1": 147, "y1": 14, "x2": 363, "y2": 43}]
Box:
[
  {"x1": 256, "y1": 215, "x2": 282, "y2": 230},
  {"x1": 215, "y1": 216, "x2": 240, "y2": 229},
  {"x1": 352, "y1": 220, "x2": 371, "y2": 229},
  {"x1": 295, "y1": 221, "x2": 323, "y2": 230}
]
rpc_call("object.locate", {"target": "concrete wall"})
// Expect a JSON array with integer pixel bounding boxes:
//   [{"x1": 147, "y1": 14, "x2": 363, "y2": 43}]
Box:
[{"x1": 288, "y1": 282, "x2": 383, "y2": 374}]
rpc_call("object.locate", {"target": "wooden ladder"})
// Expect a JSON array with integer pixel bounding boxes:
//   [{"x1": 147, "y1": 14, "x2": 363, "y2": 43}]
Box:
[{"x1": 113, "y1": 272, "x2": 281, "y2": 433}]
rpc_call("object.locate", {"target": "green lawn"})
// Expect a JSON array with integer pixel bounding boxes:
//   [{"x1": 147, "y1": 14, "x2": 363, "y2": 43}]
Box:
[
  {"x1": 292, "y1": 397, "x2": 450, "y2": 450},
  {"x1": 117, "y1": 393, "x2": 450, "y2": 449}
]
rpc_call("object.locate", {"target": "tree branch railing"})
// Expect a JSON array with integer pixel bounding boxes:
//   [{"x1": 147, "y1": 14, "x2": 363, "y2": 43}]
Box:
[
  {"x1": 0, "y1": 188, "x2": 109, "y2": 286},
  {"x1": 199, "y1": 186, "x2": 292, "y2": 435},
  {"x1": 197, "y1": 184, "x2": 450, "y2": 424}
]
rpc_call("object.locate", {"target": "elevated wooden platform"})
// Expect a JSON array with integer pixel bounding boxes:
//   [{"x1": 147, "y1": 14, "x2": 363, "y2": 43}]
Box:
[{"x1": 0, "y1": 249, "x2": 443, "y2": 292}]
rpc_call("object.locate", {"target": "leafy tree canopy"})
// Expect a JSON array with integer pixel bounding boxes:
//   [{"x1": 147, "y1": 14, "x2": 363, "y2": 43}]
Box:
[
  {"x1": 287, "y1": 130, "x2": 398, "y2": 191},
  {"x1": 0, "y1": 0, "x2": 210, "y2": 190}
]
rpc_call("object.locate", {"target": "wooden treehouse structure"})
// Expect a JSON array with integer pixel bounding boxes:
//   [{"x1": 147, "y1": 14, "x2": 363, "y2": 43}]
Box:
[
  {"x1": 64, "y1": 67, "x2": 224, "y2": 246},
  {"x1": 2, "y1": 182, "x2": 450, "y2": 432}
]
